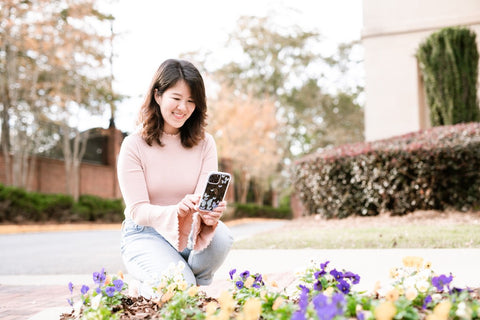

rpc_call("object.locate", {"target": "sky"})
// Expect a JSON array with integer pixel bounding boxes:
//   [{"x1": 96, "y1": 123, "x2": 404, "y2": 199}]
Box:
[{"x1": 101, "y1": 0, "x2": 363, "y2": 133}]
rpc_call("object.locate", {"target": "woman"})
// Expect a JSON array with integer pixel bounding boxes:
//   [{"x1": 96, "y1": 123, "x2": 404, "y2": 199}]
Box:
[{"x1": 117, "y1": 59, "x2": 233, "y2": 295}]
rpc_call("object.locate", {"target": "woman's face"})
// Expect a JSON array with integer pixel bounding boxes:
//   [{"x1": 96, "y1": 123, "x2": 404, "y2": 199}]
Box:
[{"x1": 155, "y1": 80, "x2": 196, "y2": 135}]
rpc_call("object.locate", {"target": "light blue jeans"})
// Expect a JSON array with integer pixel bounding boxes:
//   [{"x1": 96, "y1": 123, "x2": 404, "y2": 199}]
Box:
[{"x1": 120, "y1": 218, "x2": 233, "y2": 295}]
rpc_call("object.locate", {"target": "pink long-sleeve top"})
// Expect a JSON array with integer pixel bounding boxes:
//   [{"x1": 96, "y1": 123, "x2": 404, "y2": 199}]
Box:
[{"x1": 117, "y1": 131, "x2": 219, "y2": 252}]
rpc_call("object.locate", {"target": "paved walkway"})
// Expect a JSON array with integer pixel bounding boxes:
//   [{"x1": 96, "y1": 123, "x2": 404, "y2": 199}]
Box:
[{"x1": 1, "y1": 221, "x2": 480, "y2": 319}]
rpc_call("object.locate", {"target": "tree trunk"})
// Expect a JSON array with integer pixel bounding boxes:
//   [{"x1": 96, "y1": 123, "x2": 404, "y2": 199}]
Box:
[
  {"x1": 63, "y1": 126, "x2": 73, "y2": 196},
  {"x1": 1, "y1": 45, "x2": 12, "y2": 186},
  {"x1": 252, "y1": 180, "x2": 264, "y2": 205},
  {"x1": 73, "y1": 130, "x2": 88, "y2": 201},
  {"x1": 238, "y1": 169, "x2": 250, "y2": 204}
]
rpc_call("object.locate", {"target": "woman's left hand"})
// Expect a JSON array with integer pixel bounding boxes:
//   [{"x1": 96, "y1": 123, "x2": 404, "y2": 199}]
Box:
[{"x1": 198, "y1": 201, "x2": 226, "y2": 226}]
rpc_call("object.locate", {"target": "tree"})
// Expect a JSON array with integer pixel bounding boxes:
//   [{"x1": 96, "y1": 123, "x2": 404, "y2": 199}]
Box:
[
  {"x1": 0, "y1": 0, "x2": 55, "y2": 188},
  {"x1": 417, "y1": 26, "x2": 480, "y2": 126},
  {"x1": 0, "y1": 0, "x2": 116, "y2": 200},
  {"x1": 189, "y1": 14, "x2": 365, "y2": 201},
  {"x1": 207, "y1": 85, "x2": 281, "y2": 204},
  {"x1": 285, "y1": 79, "x2": 364, "y2": 155}
]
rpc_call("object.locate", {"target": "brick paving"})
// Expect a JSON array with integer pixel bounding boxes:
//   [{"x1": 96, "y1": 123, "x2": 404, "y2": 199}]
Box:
[{"x1": 0, "y1": 285, "x2": 69, "y2": 319}]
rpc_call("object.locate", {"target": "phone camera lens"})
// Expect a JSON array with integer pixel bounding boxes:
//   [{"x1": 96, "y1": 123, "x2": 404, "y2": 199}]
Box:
[{"x1": 209, "y1": 174, "x2": 220, "y2": 184}]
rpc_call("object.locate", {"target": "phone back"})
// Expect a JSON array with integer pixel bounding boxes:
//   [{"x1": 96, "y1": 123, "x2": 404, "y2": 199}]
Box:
[{"x1": 199, "y1": 172, "x2": 231, "y2": 211}]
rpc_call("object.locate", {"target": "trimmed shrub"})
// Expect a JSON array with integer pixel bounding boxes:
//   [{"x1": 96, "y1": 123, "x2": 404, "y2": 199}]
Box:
[
  {"x1": 292, "y1": 122, "x2": 480, "y2": 218},
  {"x1": 72, "y1": 194, "x2": 125, "y2": 222},
  {"x1": 0, "y1": 185, "x2": 124, "y2": 223},
  {"x1": 227, "y1": 203, "x2": 292, "y2": 220},
  {"x1": 0, "y1": 185, "x2": 74, "y2": 222},
  {"x1": 417, "y1": 27, "x2": 480, "y2": 126}
]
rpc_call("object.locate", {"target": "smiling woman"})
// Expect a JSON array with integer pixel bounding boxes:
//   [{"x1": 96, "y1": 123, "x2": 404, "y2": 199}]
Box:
[{"x1": 116, "y1": 59, "x2": 234, "y2": 297}]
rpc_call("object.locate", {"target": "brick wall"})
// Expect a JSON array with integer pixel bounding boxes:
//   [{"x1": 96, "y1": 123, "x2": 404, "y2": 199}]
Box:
[
  {"x1": 0, "y1": 126, "x2": 123, "y2": 199},
  {"x1": 0, "y1": 154, "x2": 121, "y2": 199}
]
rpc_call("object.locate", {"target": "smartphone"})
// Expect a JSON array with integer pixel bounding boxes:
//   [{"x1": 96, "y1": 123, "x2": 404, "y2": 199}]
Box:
[{"x1": 198, "y1": 171, "x2": 231, "y2": 212}]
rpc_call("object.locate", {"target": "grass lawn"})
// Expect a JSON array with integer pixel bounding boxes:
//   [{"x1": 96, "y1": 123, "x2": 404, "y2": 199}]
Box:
[{"x1": 232, "y1": 210, "x2": 480, "y2": 249}]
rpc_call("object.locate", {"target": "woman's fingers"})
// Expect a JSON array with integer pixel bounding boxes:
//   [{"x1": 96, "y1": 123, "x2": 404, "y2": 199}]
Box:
[{"x1": 178, "y1": 194, "x2": 201, "y2": 217}]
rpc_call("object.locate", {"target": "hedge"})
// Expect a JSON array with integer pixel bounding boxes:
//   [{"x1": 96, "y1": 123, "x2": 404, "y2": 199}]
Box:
[
  {"x1": 292, "y1": 122, "x2": 480, "y2": 219},
  {"x1": 0, "y1": 185, "x2": 125, "y2": 223},
  {"x1": 226, "y1": 203, "x2": 292, "y2": 220}
]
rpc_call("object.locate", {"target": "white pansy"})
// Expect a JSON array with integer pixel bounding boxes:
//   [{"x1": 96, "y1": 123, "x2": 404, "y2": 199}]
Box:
[
  {"x1": 90, "y1": 294, "x2": 102, "y2": 310},
  {"x1": 456, "y1": 302, "x2": 472, "y2": 319},
  {"x1": 73, "y1": 300, "x2": 84, "y2": 317},
  {"x1": 416, "y1": 280, "x2": 430, "y2": 293}
]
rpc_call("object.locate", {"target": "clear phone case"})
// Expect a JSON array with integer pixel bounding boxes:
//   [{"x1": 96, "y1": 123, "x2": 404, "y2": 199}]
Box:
[{"x1": 198, "y1": 172, "x2": 231, "y2": 212}]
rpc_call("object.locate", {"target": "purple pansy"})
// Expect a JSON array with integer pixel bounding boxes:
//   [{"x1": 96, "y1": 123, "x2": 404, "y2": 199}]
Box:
[
  {"x1": 330, "y1": 269, "x2": 343, "y2": 281},
  {"x1": 423, "y1": 295, "x2": 432, "y2": 309},
  {"x1": 93, "y1": 267, "x2": 106, "y2": 285},
  {"x1": 320, "y1": 261, "x2": 330, "y2": 270},
  {"x1": 291, "y1": 311, "x2": 307, "y2": 320},
  {"x1": 313, "y1": 280, "x2": 323, "y2": 291},
  {"x1": 229, "y1": 269, "x2": 236, "y2": 280},
  {"x1": 337, "y1": 280, "x2": 351, "y2": 294},
  {"x1": 105, "y1": 286, "x2": 116, "y2": 297},
  {"x1": 315, "y1": 270, "x2": 327, "y2": 278},
  {"x1": 344, "y1": 271, "x2": 361, "y2": 284},
  {"x1": 68, "y1": 282, "x2": 73, "y2": 293},
  {"x1": 298, "y1": 285, "x2": 310, "y2": 312},
  {"x1": 81, "y1": 285, "x2": 89, "y2": 295},
  {"x1": 113, "y1": 279, "x2": 124, "y2": 292},
  {"x1": 357, "y1": 311, "x2": 365, "y2": 320},
  {"x1": 236, "y1": 280, "x2": 244, "y2": 289},
  {"x1": 431, "y1": 274, "x2": 453, "y2": 292},
  {"x1": 313, "y1": 294, "x2": 334, "y2": 320},
  {"x1": 240, "y1": 270, "x2": 250, "y2": 280}
]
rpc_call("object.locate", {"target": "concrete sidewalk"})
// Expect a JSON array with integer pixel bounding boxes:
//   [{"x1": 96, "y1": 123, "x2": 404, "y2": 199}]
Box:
[{"x1": 2, "y1": 248, "x2": 480, "y2": 319}]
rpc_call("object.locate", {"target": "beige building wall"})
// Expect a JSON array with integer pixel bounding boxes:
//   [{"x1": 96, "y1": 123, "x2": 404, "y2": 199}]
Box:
[{"x1": 362, "y1": 0, "x2": 480, "y2": 141}]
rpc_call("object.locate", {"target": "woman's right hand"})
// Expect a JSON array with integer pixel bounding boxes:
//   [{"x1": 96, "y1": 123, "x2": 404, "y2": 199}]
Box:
[{"x1": 177, "y1": 194, "x2": 200, "y2": 217}]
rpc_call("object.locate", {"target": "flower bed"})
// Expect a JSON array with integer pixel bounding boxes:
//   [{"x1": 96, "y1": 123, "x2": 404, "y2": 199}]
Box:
[{"x1": 61, "y1": 257, "x2": 479, "y2": 319}]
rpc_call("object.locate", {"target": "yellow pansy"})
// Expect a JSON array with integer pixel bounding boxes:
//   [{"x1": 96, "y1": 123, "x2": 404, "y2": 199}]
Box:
[
  {"x1": 244, "y1": 276, "x2": 255, "y2": 288},
  {"x1": 272, "y1": 297, "x2": 284, "y2": 311},
  {"x1": 430, "y1": 300, "x2": 452, "y2": 320},
  {"x1": 386, "y1": 288, "x2": 399, "y2": 302},
  {"x1": 205, "y1": 301, "x2": 218, "y2": 315},
  {"x1": 167, "y1": 283, "x2": 177, "y2": 292},
  {"x1": 218, "y1": 291, "x2": 235, "y2": 314},
  {"x1": 177, "y1": 280, "x2": 188, "y2": 291},
  {"x1": 242, "y1": 297, "x2": 262, "y2": 320},
  {"x1": 402, "y1": 256, "x2": 424, "y2": 269},
  {"x1": 324, "y1": 287, "x2": 334, "y2": 297},
  {"x1": 405, "y1": 287, "x2": 418, "y2": 301},
  {"x1": 374, "y1": 301, "x2": 396, "y2": 320},
  {"x1": 187, "y1": 286, "x2": 199, "y2": 297},
  {"x1": 389, "y1": 268, "x2": 399, "y2": 278},
  {"x1": 161, "y1": 289, "x2": 174, "y2": 303}
]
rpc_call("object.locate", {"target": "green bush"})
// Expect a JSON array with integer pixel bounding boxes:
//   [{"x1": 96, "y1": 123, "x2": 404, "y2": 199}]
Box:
[
  {"x1": 417, "y1": 27, "x2": 480, "y2": 126},
  {"x1": 227, "y1": 202, "x2": 292, "y2": 220},
  {"x1": 72, "y1": 194, "x2": 124, "y2": 222},
  {"x1": 0, "y1": 185, "x2": 124, "y2": 223},
  {"x1": 292, "y1": 122, "x2": 480, "y2": 218}
]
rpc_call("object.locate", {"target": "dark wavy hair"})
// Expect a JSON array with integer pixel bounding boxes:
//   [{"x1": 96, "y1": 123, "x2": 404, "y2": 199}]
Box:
[{"x1": 138, "y1": 59, "x2": 207, "y2": 148}]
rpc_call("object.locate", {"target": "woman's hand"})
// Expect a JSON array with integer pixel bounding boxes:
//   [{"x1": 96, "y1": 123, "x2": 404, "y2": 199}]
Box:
[
  {"x1": 198, "y1": 201, "x2": 227, "y2": 226},
  {"x1": 177, "y1": 194, "x2": 201, "y2": 218}
]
